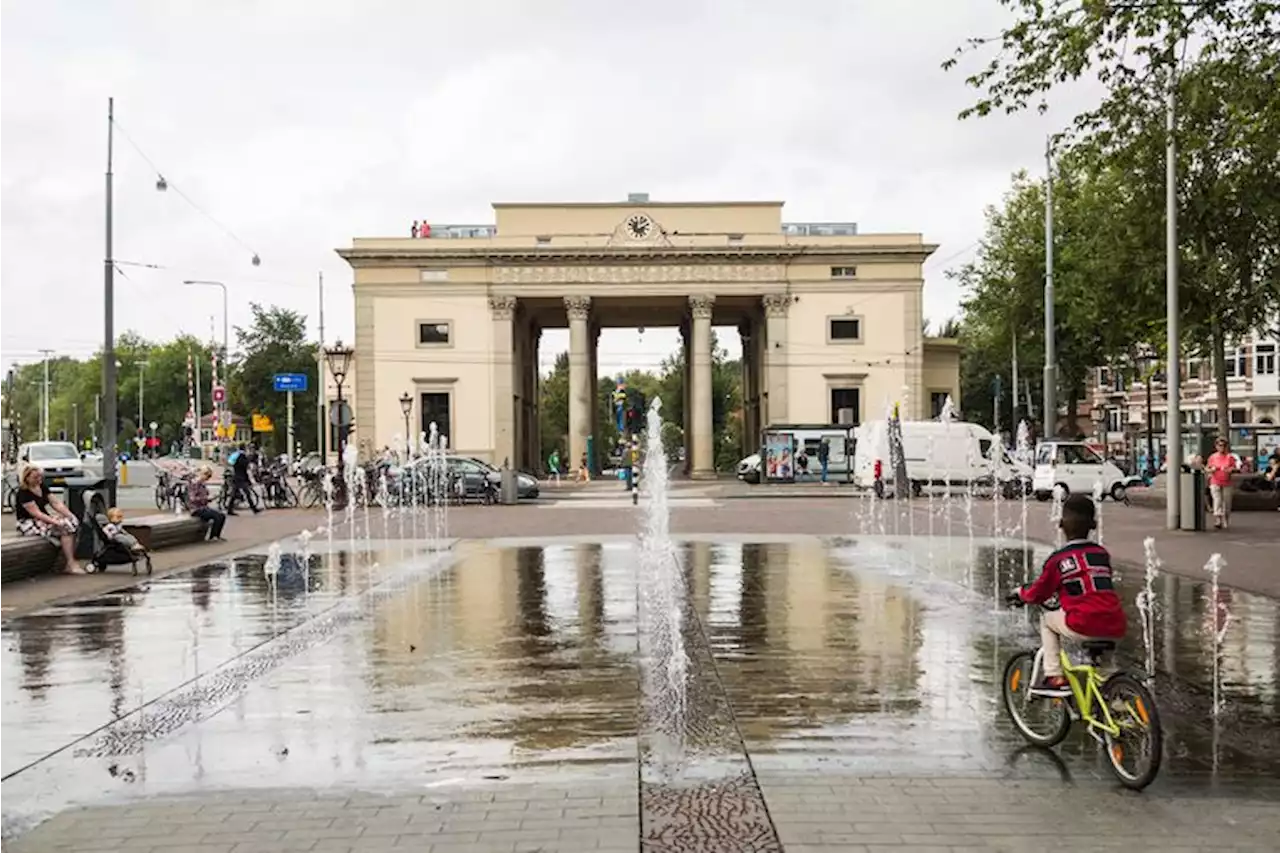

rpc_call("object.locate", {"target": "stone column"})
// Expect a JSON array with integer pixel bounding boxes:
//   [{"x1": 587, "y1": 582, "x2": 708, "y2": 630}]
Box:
[
  {"x1": 589, "y1": 324, "x2": 600, "y2": 474},
  {"x1": 689, "y1": 294, "x2": 716, "y2": 479},
  {"x1": 490, "y1": 295, "x2": 517, "y2": 467},
  {"x1": 739, "y1": 320, "x2": 754, "y2": 456},
  {"x1": 762, "y1": 293, "x2": 790, "y2": 426},
  {"x1": 565, "y1": 296, "x2": 592, "y2": 476},
  {"x1": 680, "y1": 318, "x2": 691, "y2": 474}
]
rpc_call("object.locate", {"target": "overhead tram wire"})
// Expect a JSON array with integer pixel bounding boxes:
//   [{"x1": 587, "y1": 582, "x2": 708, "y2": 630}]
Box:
[{"x1": 110, "y1": 117, "x2": 263, "y2": 267}]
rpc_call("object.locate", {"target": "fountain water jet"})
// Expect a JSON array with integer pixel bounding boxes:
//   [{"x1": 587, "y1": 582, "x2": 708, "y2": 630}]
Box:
[
  {"x1": 637, "y1": 398, "x2": 689, "y2": 770},
  {"x1": 1203, "y1": 553, "x2": 1232, "y2": 719},
  {"x1": 1136, "y1": 537, "x2": 1161, "y2": 680}
]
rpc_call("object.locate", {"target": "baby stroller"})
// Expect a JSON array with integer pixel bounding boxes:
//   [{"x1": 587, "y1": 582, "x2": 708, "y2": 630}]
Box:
[{"x1": 83, "y1": 511, "x2": 153, "y2": 576}]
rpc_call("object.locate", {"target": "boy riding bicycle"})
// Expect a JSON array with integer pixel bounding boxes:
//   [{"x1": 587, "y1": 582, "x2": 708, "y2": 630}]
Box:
[{"x1": 1006, "y1": 494, "x2": 1127, "y2": 694}]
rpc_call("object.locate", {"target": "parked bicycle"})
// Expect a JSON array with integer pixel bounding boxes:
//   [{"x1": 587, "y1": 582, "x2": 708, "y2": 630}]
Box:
[
  {"x1": 1001, "y1": 599, "x2": 1162, "y2": 790},
  {"x1": 257, "y1": 460, "x2": 299, "y2": 509},
  {"x1": 154, "y1": 468, "x2": 191, "y2": 512}
]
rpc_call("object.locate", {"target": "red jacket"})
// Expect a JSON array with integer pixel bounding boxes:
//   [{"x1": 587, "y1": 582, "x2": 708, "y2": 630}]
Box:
[{"x1": 1019, "y1": 539, "x2": 1127, "y2": 638}]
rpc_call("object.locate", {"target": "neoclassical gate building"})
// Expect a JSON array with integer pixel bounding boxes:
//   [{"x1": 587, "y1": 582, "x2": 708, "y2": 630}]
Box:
[{"x1": 334, "y1": 197, "x2": 959, "y2": 476}]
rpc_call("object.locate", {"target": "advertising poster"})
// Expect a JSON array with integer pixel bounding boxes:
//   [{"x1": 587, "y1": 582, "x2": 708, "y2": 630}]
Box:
[{"x1": 763, "y1": 431, "x2": 794, "y2": 481}]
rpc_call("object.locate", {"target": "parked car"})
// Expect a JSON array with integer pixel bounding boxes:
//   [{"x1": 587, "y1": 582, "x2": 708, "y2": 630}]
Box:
[
  {"x1": 1032, "y1": 440, "x2": 1128, "y2": 501},
  {"x1": 737, "y1": 453, "x2": 761, "y2": 484},
  {"x1": 16, "y1": 441, "x2": 86, "y2": 485},
  {"x1": 408, "y1": 455, "x2": 540, "y2": 501},
  {"x1": 853, "y1": 420, "x2": 1030, "y2": 498}
]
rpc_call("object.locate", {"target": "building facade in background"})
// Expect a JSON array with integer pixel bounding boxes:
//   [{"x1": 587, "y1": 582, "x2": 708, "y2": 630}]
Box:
[{"x1": 334, "y1": 197, "x2": 959, "y2": 475}]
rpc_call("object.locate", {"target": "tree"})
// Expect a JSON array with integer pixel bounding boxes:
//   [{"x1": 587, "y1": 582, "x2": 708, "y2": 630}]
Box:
[
  {"x1": 229, "y1": 304, "x2": 318, "y2": 455},
  {"x1": 944, "y1": 0, "x2": 1278, "y2": 134},
  {"x1": 952, "y1": 160, "x2": 1163, "y2": 435}
]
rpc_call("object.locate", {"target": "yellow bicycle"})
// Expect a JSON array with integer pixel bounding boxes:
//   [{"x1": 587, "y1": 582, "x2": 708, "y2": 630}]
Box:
[{"x1": 1001, "y1": 603, "x2": 1163, "y2": 790}]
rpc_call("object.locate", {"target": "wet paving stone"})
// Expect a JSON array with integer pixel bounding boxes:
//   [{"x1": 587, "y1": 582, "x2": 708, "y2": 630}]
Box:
[{"x1": 4, "y1": 532, "x2": 1280, "y2": 849}]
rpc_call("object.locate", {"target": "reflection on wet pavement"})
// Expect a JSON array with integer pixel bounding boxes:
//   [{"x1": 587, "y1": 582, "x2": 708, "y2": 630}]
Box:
[{"x1": 3, "y1": 535, "x2": 1279, "y2": 842}]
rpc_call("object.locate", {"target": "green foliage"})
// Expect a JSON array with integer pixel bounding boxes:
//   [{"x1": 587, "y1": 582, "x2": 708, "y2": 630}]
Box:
[
  {"x1": 229, "y1": 304, "x2": 319, "y2": 455},
  {"x1": 945, "y1": 0, "x2": 1278, "y2": 134},
  {"x1": 537, "y1": 333, "x2": 744, "y2": 472}
]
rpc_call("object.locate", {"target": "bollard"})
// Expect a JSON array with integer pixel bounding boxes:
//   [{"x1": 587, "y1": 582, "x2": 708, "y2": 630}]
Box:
[
  {"x1": 119, "y1": 461, "x2": 128, "y2": 486},
  {"x1": 500, "y1": 458, "x2": 518, "y2": 505}
]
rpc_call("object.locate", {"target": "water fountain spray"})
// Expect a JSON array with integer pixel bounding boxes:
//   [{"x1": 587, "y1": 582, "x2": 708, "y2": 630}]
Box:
[
  {"x1": 1015, "y1": 420, "x2": 1032, "y2": 585},
  {"x1": 1203, "y1": 553, "x2": 1232, "y2": 719},
  {"x1": 1092, "y1": 480, "x2": 1105, "y2": 545},
  {"x1": 1050, "y1": 486, "x2": 1065, "y2": 547},
  {"x1": 1135, "y1": 537, "x2": 1161, "y2": 680},
  {"x1": 638, "y1": 398, "x2": 689, "y2": 761},
  {"x1": 297, "y1": 528, "x2": 314, "y2": 595}
]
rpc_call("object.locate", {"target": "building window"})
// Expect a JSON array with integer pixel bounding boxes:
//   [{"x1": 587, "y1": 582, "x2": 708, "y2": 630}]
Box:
[
  {"x1": 929, "y1": 392, "x2": 950, "y2": 419},
  {"x1": 1203, "y1": 409, "x2": 1217, "y2": 424},
  {"x1": 1151, "y1": 411, "x2": 1166, "y2": 431},
  {"x1": 536, "y1": 236, "x2": 552, "y2": 245},
  {"x1": 420, "y1": 392, "x2": 451, "y2": 447},
  {"x1": 1224, "y1": 348, "x2": 1248, "y2": 377},
  {"x1": 1107, "y1": 409, "x2": 1124, "y2": 433},
  {"x1": 827, "y1": 317, "x2": 862, "y2": 342},
  {"x1": 830, "y1": 266, "x2": 858, "y2": 279},
  {"x1": 1231, "y1": 407, "x2": 1248, "y2": 425},
  {"x1": 417, "y1": 321, "x2": 452, "y2": 347},
  {"x1": 830, "y1": 388, "x2": 860, "y2": 425},
  {"x1": 1256, "y1": 343, "x2": 1276, "y2": 375},
  {"x1": 420, "y1": 268, "x2": 449, "y2": 282}
]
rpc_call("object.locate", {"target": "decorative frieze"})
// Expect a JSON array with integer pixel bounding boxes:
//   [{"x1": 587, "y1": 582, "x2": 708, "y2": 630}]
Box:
[
  {"x1": 762, "y1": 292, "x2": 791, "y2": 318},
  {"x1": 564, "y1": 295, "x2": 592, "y2": 321},
  {"x1": 494, "y1": 263, "x2": 785, "y2": 285},
  {"x1": 688, "y1": 294, "x2": 715, "y2": 320},
  {"x1": 488, "y1": 295, "x2": 517, "y2": 320}
]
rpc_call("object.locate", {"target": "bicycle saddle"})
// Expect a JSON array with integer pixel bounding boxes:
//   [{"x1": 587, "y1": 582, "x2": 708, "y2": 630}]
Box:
[{"x1": 1080, "y1": 640, "x2": 1117, "y2": 653}]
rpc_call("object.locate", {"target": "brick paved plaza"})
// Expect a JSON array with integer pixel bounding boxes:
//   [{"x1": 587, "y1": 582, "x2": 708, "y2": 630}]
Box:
[{"x1": 3, "y1": 486, "x2": 1278, "y2": 853}]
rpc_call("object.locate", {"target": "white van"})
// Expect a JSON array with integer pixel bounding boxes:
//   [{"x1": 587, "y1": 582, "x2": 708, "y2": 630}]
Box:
[
  {"x1": 1032, "y1": 441, "x2": 1128, "y2": 501},
  {"x1": 853, "y1": 420, "x2": 1029, "y2": 497}
]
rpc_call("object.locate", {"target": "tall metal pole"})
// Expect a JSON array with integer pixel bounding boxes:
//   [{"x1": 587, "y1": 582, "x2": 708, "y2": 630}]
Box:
[
  {"x1": 1011, "y1": 331, "x2": 1019, "y2": 428},
  {"x1": 1164, "y1": 69, "x2": 1182, "y2": 530},
  {"x1": 103, "y1": 97, "x2": 118, "y2": 504},
  {"x1": 1043, "y1": 136, "x2": 1057, "y2": 440},
  {"x1": 317, "y1": 272, "x2": 326, "y2": 458},
  {"x1": 194, "y1": 353, "x2": 202, "y2": 447},
  {"x1": 39, "y1": 349, "x2": 53, "y2": 440},
  {"x1": 138, "y1": 361, "x2": 148, "y2": 440}
]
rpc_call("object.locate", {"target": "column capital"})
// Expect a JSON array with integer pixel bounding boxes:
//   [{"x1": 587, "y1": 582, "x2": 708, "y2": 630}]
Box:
[
  {"x1": 762, "y1": 292, "x2": 790, "y2": 318},
  {"x1": 564, "y1": 295, "x2": 592, "y2": 321},
  {"x1": 688, "y1": 294, "x2": 715, "y2": 320},
  {"x1": 489, "y1": 295, "x2": 517, "y2": 320}
]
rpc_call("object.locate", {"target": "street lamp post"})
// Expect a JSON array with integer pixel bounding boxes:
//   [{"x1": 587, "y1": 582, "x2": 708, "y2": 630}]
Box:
[
  {"x1": 137, "y1": 360, "x2": 149, "y2": 456},
  {"x1": 183, "y1": 280, "x2": 229, "y2": 367},
  {"x1": 324, "y1": 340, "x2": 355, "y2": 507},
  {"x1": 399, "y1": 392, "x2": 413, "y2": 461}
]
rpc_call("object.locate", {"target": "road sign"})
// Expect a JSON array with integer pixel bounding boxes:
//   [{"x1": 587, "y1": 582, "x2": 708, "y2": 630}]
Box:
[
  {"x1": 252, "y1": 413, "x2": 274, "y2": 433},
  {"x1": 328, "y1": 400, "x2": 353, "y2": 427},
  {"x1": 273, "y1": 373, "x2": 309, "y2": 393},
  {"x1": 212, "y1": 385, "x2": 226, "y2": 404}
]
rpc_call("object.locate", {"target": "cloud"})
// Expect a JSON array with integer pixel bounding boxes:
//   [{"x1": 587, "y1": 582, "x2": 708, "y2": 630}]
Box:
[{"x1": 2, "y1": 0, "x2": 1106, "y2": 372}]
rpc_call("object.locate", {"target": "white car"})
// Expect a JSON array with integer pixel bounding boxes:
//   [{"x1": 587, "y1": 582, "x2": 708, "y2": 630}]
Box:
[
  {"x1": 1032, "y1": 441, "x2": 1128, "y2": 501},
  {"x1": 17, "y1": 441, "x2": 87, "y2": 484},
  {"x1": 737, "y1": 453, "x2": 761, "y2": 484}
]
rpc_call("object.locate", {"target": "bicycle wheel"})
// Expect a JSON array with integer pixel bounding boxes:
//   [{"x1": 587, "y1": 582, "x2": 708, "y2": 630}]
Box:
[
  {"x1": 154, "y1": 483, "x2": 167, "y2": 511},
  {"x1": 1001, "y1": 651, "x2": 1071, "y2": 747},
  {"x1": 280, "y1": 483, "x2": 299, "y2": 508},
  {"x1": 1100, "y1": 673, "x2": 1162, "y2": 790}
]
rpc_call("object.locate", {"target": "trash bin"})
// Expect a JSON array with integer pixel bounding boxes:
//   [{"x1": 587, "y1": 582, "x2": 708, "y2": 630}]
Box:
[
  {"x1": 1179, "y1": 470, "x2": 1206, "y2": 531},
  {"x1": 63, "y1": 476, "x2": 108, "y2": 558},
  {"x1": 499, "y1": 460, "x2": 518, "y2": 505}
]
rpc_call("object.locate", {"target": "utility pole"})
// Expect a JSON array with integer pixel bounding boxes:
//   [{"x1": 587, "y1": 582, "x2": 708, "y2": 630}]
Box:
[
  {"x1": 317, "y1": 272, "x2": 326, "y2": 458},
  {"x1": 1164, "y1": 60, "x2": 1182, "y2": 530},
  {"x1": 1011, "y1": 332, "x2": 1020, "y2": 429},
  {"x1": 138, "y1": 360, "x2": 149, "y2": 441},
  {"x1": 38, "y1": 349, "x2": 55, "y2": 441},
  {"x1": 73, "y1": 402, "x2": 79, "y2": 445},
  {"x1": 1043, "y1": 136, "x2": 1057, "y2": 441},
  {"x1": 104, "y1": 96, "x2": 119, "y2": 504}
]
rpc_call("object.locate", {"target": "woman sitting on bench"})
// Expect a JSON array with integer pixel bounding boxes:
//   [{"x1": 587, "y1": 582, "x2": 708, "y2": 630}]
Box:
[{"x1": 14, "y1": 465, "x2": 86, "y2": 574}]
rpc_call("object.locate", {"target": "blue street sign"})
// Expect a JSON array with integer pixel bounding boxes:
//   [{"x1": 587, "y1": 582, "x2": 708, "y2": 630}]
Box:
[{"x1": 273, "y1": 373, "x2": 309, "y2": 392}]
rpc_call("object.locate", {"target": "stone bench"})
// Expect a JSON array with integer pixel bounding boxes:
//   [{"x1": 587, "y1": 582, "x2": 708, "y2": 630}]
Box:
[{"x1": 1, "y1": 514, "x2": 210, "y2": 584}]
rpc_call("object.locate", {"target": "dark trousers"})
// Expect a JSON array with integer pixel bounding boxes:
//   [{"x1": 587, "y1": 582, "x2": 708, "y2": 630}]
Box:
[
  {"x1": 191, "y1": 507, "x2": 226, "y2": 539},
  {"x1": 229, "y1": 479, "x2": 259, "y2": 513}
]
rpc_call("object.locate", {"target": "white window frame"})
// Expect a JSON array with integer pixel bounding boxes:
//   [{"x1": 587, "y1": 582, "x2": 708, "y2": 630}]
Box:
[
  {"x1": 415, "y1": 320, "x2": 453, "y2": 348},
  {"x1": 830, "y1": 266, "x2": 858, "y2": 279},
  {"x1": 1256, "y1": 343, "x2": 1276, "y2": 376},
  {"x1": 826, "y1": 315, "x2": 864, "y2": 344}
]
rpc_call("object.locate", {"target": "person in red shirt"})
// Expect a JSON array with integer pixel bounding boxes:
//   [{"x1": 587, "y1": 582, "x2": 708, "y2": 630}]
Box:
[
  {"x1": 1205, "y1": 437, "x2": 1238, "y2": 529},
  {"x1": 1007, "y1": 494, "x2": 1126, "y2": 693}
]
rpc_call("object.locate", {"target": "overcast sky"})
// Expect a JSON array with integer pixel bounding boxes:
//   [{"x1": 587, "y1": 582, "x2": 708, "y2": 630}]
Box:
[{"x1": 2, "y1": 0, "x2": 1102, "y2": 376}]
